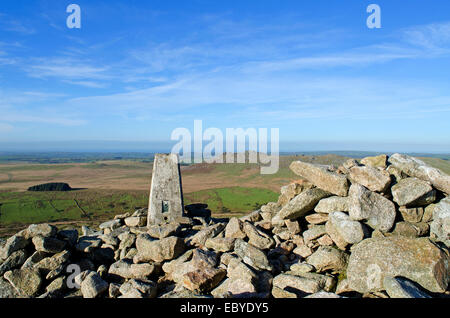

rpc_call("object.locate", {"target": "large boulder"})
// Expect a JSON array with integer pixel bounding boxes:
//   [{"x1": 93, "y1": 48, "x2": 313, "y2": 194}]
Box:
[
  {"x1": 388, "y1": 153, "x2": 450, "y2": 194},
  {"x1": 349, "y1": 166, "x2": 391, "y2": 192},
  {"x1": 346, "y1": 237, "x2": 450, "y2": 293},
  {"x1": 348, "y1": 184, "x2": 396, "y2": 232},
  {"x1": 290, "y1": 161, "x2": 349, "y2": 196},
  {"x1": 314, "y1": 196, "x2": 349, "y2": 213},
  {"x1": 4, "y1": 268, "x2": 42, "y2": 297},
  {"x1": 234, "y1": 239, "x2": 272, "y2": 271},
  {"x1": 430, "y1": 196, "x2": 450, "y2": 247},
  {"x1": 325, "y1": 212, "x2": 364, "y2": 249},
  {"x1": 135, "y1": 235, "x2": 185, "y2": 263},
  {"x1": 383, "y1": 276, "x2": 431, "y2": 298},
  {"x1": 0, "y1": 235, "x2": 29, "y2": 260},
  {"x1": 276, "y1": 188, "x2": 331, "y2": 220},
  {"x1": 306, "y1": 246, "x2": 348, "y2": 273},
  {"x1": 391, "y1": 177, "x2": 436, "y2": 207},
  {"x1": 80, "y1": 271, "x2": 109, "y2": 298}
]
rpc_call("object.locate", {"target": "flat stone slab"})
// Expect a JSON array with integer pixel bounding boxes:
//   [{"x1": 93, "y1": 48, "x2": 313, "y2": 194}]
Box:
[
  {"x1": 290, "y1": 161, "x2": 349, "y2": 196},
  {"x1": 388, "y1": 153, "x2": 450, "y2": 194}
]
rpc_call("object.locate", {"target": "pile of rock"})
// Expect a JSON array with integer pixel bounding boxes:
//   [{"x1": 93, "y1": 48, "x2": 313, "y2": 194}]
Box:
[{"x1": 0, "y1": 153, "x2": 449, "y2": 298}]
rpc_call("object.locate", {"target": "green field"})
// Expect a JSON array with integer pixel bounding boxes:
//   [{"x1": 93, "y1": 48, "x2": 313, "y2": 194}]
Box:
[
  {"x1": 184, "y1": 186, "x2": 279, "y2": 217},
  {"x1": 0, "y1": 186, "x2": 279, "y2": 237}
]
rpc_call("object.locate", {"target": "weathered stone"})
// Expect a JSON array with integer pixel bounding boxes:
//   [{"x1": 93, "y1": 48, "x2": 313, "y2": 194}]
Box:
[
  {"x1": 349, "y1": 184, "x2": 396, "y2": 232},
  {"x1": 290, "y1": 161, "x2": 349, "y2": 196},
  {"x1": 307, "y1": 247, "x2": 348, "y2": 273},
  {"x1": 284, "y1": 219, "x2": 301, "y2": 234},
  {"x1": 430, "y1": 196, "x2": 450, "y2": 247},
  {"x1": 317, "y1": 234, "x2": 334, "y2": 246},
  {"x1": 182, "y1": 266, "x2": 226, "y2": 293},
  {"x1": 124, "y1": 216, "x2": 147, "y2": 227},
  {"x1": 0, "y1": 277, "x2": 20, "y2": 298},
  {"x1": 108, "y1": 259, "x2": 159, "y2": 280},
  {"x1": 349, "y1": 166, "x2": 391, "y2": 192},
  {"x1": 148, "y1": 154, "x2": 184, "y2": 225},
  {"x1": 80, "y1": 271, "x2": 109, "y2": 298},
  {"x1": 393, "y1": 222, "x2": 421, "y2": 238},
  {"x1": 187, "y1": 223, "x2": 225, "y2": 247},
  {"x1": 277, "y1": 181, "x2": 313, "y2": 206},
  {"x1": 423, "y1": 204, "x2": 435, "y2": 223},
  {"x1": 0, "y1": 235, "x2": 29, "y2": 260},
  {"x1": 34, "y1": 250, "x2": 71, "y2": 275},
  {"x1": 118, "y1": 232, "x2": 136, "y2": 249},
  {"x1": 383, "y1": 276, "x2": 431, "y2": 298},
  {"x1": 239, "y1": 210, "x2": 262, "y2": 223},
  {"x1": 21, "y1": 251, "x2": 47, "y2": 269},
  {"x1": 32, "y1": 236, "x2": 66, "y2": 254},
  {"x1": 46, "y1": 277, "x2": 66, "y2": 294},
  {"x1": 361, "y1": 154, "x2": 387, "y2": 168},
  {"x1": 100, "y1": 234, "x2": 119, "y2": 247},
  {"x1": 272, "y1": 286, "x2": 297, "y2": 298},
  {"x1": 347, "y1": 236, "x2": 450, "y2": 293},
  {"x1": 305, "y1": 213, "x2": 328, "y2": 225},
  {"x1": 399, "y1": 206, "x2": 424, "y2": 223},
  {"x1": 392, "y1": 177, "x2": 435, "y2": 207},
  {"x1": 24, "y1": 224, "x2": 57, "y2": 239},
  {"x1": 227, "y1": 258, "x2": 257, "y2": 282},
  {"x1": 234, "y1": 239, "x2": 272, "y2": 271},
  {"x1": 99, "y1": 219, "x2": 121, "y2": 230},
  {"x1": 243, "y1": 222, "x2": 275, "y2": 250},
  {"x1": 119, "y1": 279, "x2": 157, "y2": 298},
  {"x1": 276, "y1": 188, "x2": 331, "y2": 220},
  {"x1": 135, "y1": 234, "x2": 185, "y2": 263},
  {"x1": 75, "y1": 236, "x2": 102, "y2": 253},
  {"x1": 212, "y1": 278, "x2": 257, "y2": 298},
  {"x1": 290, "y1": 262, "x2": 315, "y2": 274},
  {"x1": 0, "y1": 250, "x2": 28, "y2": 275},
  {"x1": 388, "y1": 153, "x2": 450, "y2": 194},
  {"x1": 205, "y1": 237, "x2": 235, "y2": 252},
  {"x1": 305, "y1": 292, "x2": 342, "y2": 298},
  {"x1": 272, "y1": 274, "x2": 322, "y2": 296},
  {"x1": 326, "y1": 212, "x2": 364, "y2": 248},
  {"x1": 147, "y1": 222, "x2": 180, "y2": 239},
  {"x1": 314, "y1": 196, "x2": 349, "y2": 213},
  {"x1": 162, "y1": 249, "x2": 194, "y2": 276},
  {"x1": 4, "y1": 268, "x2": 42, "y2": 297},
  {"x1": 303, "y1": 225, "x2": 326, "y2": 242}
]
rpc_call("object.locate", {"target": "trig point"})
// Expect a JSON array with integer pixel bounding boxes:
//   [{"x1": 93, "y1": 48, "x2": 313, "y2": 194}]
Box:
[{"x1": 147, "y1": 153, "x2": 184, "y2": 225}]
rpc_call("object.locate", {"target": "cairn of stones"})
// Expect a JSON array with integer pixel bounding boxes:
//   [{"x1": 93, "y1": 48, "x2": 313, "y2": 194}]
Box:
[{"x1": 0, "y1": 153, "x2": 449, "y2": 298}]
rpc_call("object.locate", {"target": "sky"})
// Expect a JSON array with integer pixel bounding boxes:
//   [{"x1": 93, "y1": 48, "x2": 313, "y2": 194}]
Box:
[{"x1": 0, "y1": 0, "x2": 449, "y2": 153}]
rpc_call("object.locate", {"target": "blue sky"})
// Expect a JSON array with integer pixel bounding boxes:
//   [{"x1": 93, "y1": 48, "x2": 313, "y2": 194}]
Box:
[{"x1": 0, "y1": 0, "x2": 449, "y2": 152}]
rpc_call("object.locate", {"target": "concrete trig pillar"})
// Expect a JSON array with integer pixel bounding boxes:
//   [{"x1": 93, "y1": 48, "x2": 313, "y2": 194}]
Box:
[{"x1": 147, "y1": 154, "x2": 184, "y2": 225}]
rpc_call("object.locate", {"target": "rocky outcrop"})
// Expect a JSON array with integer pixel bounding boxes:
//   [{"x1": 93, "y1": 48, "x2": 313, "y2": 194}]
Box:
[{"x1": 0, "y1": 153, "x2": 449, "y2": 299}]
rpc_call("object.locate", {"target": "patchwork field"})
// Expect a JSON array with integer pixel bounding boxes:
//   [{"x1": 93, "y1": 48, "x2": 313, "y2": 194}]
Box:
[{"x1": 0, "y1": 153, "x2": 449, "y2": 237}]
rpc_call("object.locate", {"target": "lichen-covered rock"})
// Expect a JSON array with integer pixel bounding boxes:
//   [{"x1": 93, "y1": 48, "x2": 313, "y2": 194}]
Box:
[
  {"x1": 430, "y1": 196, "x2": 450, "y2": 247},
  {"x1": 349, "y1": 166, "x2": 391, "y2": 192},
  {"x1": 325, "y1": 212, "x2": 364, "y2": 249},
  {"x1": 388, "y1": 153, "x2": 450, "y2": 194},
  {"x1": 346, "y1": 237, "x2": 450, "y2": 293},
  {"x1": 32, "y1": 236, "x2": 66, "y2": 254},
  {"x1": 349, "y1": 184, "x2": 396, "y2": 232},
  {"x1": 276, "y1": 188, "x2": 331, "y2": 220},
  {"x1": 234, "y1": 239, "x2": 272, "y2": 271},
  {"x1": 187, "y1": 223, "x2": 225, "y2": 247},
  {"x1": 224, "y1": 217, "x2": 246, "y2": 239},
  {"x1": 135, "y1": 235, "x2": 185, "y2": 263},
  {"x1": 205, "y1": 237, "x2": 235, "y2": 252},
  {"x1": 108, "y1": 259, "x2": 159, "y2": 280},
  {"x1": 383, "y1": 276, "x2": 431, "y2": 298},
  {"x1": 391, "y1": 177, "x2": 436, "y2": 207},
  {"x1": 80, "y1": 271, "x2": 109, "y2": 298},
  {"x1": 290, "y1": 161, "x2": 349, "y2": 196},
  {"x1": 4, "y1": 268, "x2": 42, "y2": 297},
  {"x1": 360, "y1": 154, "x2": 387, "y2": 168},
  {"x1": 306, "y1": 246, "x2": 348, "y2": 273},
  {"x1": 24, "y1": 224, "x2": 57, "y2": 239},
  {"x1": 243, "y1": 222, "x2": 275, "y2": 250},
  {"x1": 0, "y1": 235, "x2": 29, "y2": 261},
  {"x1": 314, "y1": 196, "x2": 349, "y2": 213},
  {"x1": 182, "y1": 266, "x2": 226, "y2": 293},
  {"x1": 119, "y1": 279, "x2": 157, "y2": 298}
]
